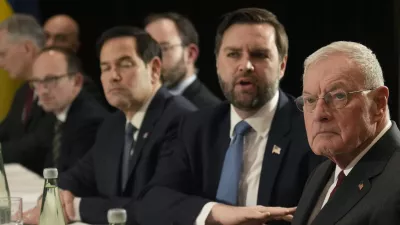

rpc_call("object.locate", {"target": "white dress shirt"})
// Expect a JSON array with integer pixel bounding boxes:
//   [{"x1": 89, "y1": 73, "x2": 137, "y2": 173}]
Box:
[
  {"x1": 195, "y1": 91, "x2": 280, "y2": 225},
  {"x1": 307, "y1": 120, "x2": 392, "y2": 224},
  {"x1": 54, "y1": 105, "x2": 71, "y2": 123},
  {"x1": 169, "y1": 74, "x2": 197, "y2": 96},
  {"x1": 72, "y1": 92, "x2": 156, "y2": 221}
]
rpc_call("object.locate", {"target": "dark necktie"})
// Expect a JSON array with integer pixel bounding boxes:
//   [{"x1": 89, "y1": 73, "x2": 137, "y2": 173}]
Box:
[
  {"x1": 329, "y1": 170, "x2": 346, "y2": 199},
  {"x1": 52, "y1": 119, "x2": 63, "y2": 167},
  {"x1": 22, "y1": 87, "x2": 34, "y2": 123},
  {"x1": 216, "y1": 120, "x2": 251, "y2": 205},
  {"x1": 121, "y1": 123, "x2": 137, "y2": 191}
]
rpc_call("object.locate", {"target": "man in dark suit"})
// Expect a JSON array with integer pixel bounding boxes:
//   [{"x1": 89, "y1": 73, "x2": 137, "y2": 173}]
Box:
[
  {"x1": 135, "y1": 8, "x2": 324, "y2": 225},
  {"x1": 144, "y1": 12, "x2": 221, "y2": 109},
  {"x1": 0, "y1": 14, "x2": 55, "y2": 175},
  {"x1": 291, "y1": 41, "x2": 400, "y2": 225},
  {"x1": 29, "y1": 46, "x2": 108, "y2": 173},
  {"x1": 23, "y1": 26, "x2": 197, "y2": 225}
]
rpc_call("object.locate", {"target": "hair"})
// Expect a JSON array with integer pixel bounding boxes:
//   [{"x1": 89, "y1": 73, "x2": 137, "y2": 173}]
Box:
[
  {"x1": 303, "y1": 41, "x2": 384, "y2": 89},
  {"x1": 39, "y1": 46, "x2": 83, "y2": 74},
  {"x1": 214, "y1": 8, "x2": 288, "y2": 61},
  {"x1": 144, "y1": 12, "x2": 199, "y2": 47},
  {"x1": 96, "y1": 26, "x2": 161, "y2": 63},
  {"x1": 0, "y1": 13, "x2": 45, "y2": 49}
]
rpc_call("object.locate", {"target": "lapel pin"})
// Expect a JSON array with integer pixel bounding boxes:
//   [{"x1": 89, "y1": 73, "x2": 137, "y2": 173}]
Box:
[
  {"x1": 358, "y1": 182, "x2": 364, "y2": 191},
  {"x1": 143, "y1": 132, "x2": 148, "y2": 139},
  {"x1": 272, "y1": 145, "x2": 281, "y2": 155}
]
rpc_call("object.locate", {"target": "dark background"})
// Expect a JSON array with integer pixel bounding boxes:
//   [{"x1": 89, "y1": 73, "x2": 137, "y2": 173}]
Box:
[{"x1": 37, "y1": 0, "x2": 400, "y2": 122}]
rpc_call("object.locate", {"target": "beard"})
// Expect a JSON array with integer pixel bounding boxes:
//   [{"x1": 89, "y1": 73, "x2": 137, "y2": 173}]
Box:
[
  {"x1": 218, "y1": 71, "x2": 280, "y2": 111},
  {"x1": 161, "y1": 53, "x2": 187, "y2": 89}
]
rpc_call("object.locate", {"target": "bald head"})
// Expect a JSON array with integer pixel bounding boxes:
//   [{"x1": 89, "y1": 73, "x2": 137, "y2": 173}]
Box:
[{"x1": 44, "y1": 14, "x2": 80, "y2": 52}]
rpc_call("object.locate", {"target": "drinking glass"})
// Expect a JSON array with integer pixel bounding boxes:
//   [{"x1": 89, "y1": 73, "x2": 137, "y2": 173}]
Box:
[{"x1": 0, "y1": 197, "x2": 22, "y2": 225}]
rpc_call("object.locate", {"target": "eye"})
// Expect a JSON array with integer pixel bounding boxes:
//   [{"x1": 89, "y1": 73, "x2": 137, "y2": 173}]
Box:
[
  {"x1": 227, "y1": 52, "x2": 240, "y2": 58},
  {"x1": 119, "y1": 60, "x2": 134, "y2": 68},
  {"x1": 332, "y1": 91, "x2": 347, "y2": 100},
  {"x1": 250, "y1": 52, "x2": 268, "y2": 59},
  {"x1": 304, "y1": 96, "x2": 316, "y2": 104}
]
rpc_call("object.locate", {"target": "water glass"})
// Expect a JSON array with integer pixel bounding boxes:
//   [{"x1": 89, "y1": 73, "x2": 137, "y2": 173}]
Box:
[{"x1": 0, "y1": 197, "x2": 22, "y2": 225}]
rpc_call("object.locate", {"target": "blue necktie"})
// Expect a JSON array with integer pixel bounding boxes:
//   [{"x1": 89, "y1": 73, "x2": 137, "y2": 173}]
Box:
[
  {"x1": 121, "y1": 123, "x2": 137, "y2": 191},
  {"x1": 216, "y1": 120, "x2": 251, "y2": 205}
]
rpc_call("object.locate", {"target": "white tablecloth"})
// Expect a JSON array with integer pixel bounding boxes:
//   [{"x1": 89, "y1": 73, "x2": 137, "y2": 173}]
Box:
[{"x1": 5, "y1": 163, "x2": 88, "y2": 225}]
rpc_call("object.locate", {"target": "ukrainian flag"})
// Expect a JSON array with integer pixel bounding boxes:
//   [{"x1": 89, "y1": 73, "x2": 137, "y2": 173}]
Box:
[
  {"x1": 0, "y1": 0, "x2": 40, "y2": 122},
  {"x1": 0, "y1": 0, "x2": 22, "y2": 122}
]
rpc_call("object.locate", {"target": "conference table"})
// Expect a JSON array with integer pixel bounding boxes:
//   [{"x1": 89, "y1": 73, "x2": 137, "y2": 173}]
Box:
[{"x1": 5, "y1": 163, "x2": 89, "y2": 225}]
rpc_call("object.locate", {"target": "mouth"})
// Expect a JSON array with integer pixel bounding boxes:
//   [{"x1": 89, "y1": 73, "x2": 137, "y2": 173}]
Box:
[{"x1": 235, "y1": 77, "x2": 256, "y2": 89}]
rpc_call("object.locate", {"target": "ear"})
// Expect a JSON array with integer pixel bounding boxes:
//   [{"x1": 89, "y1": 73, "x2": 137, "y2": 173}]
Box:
[
  {"x1": 149, "y1": 56, "x2": 162, "y2": 84},
  {"x1": 186, "y1": 43, "x2": 199, "y2": 65},
  {"x1": 372, "y1": 86, "x2": 389, "y2": 121},
  {"x1": 279, "y1": 55, "x2": 288, "y2": 79},
  {"x1": 73, "y1": 72, "x2": 84, "y2": 87}
]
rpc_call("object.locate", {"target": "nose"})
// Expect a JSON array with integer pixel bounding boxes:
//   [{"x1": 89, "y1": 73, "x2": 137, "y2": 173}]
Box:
[
  {"x1": 238, "y1": 58, "x2": 255, "y2": 73},
  {"x1": 313, "y1": 98, "x2": 331, "y2": 122},
  {"x1": 46, "y1": 38, "x2": 54, "y2": 47}
]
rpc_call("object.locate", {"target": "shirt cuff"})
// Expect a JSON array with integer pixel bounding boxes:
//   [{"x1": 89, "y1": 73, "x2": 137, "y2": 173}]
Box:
[
  {"x1": 73, "y1": 197, "x2": 82, "y2": 221},
  {"x1": 194, "y1": 202, "x2": 217, "y2": 225}
]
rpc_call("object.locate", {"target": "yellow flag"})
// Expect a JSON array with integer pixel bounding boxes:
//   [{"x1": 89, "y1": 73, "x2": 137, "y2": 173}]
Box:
[{"x1": 0, "y1": 0, "x2": 23, "y2": 121}]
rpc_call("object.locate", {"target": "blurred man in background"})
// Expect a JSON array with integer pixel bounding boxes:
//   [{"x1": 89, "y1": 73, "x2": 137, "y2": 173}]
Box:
[
  {"x1": 44, "y1": 14, "x2": 114, "y2": 111},
  {"x1": 29, "y1": 46, "x2": 108, "y2": 173},
  {"x1": 145, "y1": 12, "x2": 221, "y2": 109},
  {"x1": 43, "y1": 14, "x2": 80, "y2": 52},
  {"x1": 0, "y1": 13, "x2": 54, "y2": 175}
]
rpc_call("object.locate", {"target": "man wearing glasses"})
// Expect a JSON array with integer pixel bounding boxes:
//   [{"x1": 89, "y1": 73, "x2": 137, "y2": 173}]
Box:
[
  {"x1": 144, "y1": 12, "x2": 221, "y2": 109},
  {"x1": 29, "y1": 46, "x2": 108, "y2": 173},
  {"x1": 292, "y1": 41, "x2": 400, "y2": 225}
]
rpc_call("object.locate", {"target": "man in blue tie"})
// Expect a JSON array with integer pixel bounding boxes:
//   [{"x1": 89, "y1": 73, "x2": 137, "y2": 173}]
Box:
[{"x1": 135, "y1": 7, "x2": 324, "y2": 225}]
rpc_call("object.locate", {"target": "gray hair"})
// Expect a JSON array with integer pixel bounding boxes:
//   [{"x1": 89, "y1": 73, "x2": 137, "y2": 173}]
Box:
[
  {"x1": 0, "y1": 13, "x2": 45, "y2": 49},
  {"x1": 303, "y1": 41, "x2": 384, "y2": 89}
]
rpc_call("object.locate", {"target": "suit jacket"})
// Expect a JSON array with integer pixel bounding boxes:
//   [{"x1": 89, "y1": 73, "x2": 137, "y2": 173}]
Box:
[
  {"x1": 134, "y1": 90, "x2": 324, "y2": 225},
  {"x1": 44, "y1": 90, "x2": 109, "y2": 173},
  {"x1": 182, "y1": 78, "x2": 221, "y2": 109},
  {"x1": 292, "y1": 122, "x2": 400, "y2": 225},
  {"x1": 58, "y1": 87, "x2": 197, "y2": 224},
  {"x1": 0, "y1": 83, "x2": 54, "y2": 175}
]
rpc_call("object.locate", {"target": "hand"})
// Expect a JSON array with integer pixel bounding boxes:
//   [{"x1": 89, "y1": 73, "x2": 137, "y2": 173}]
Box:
[
  {"x1": 206, "y1": 203, "x2": 296, "y2": 225},
  {"x1": 60, "y1": 190, "x2": 76, "y2": 221},
  {"x1": 23, "y1": 206, "x2": 41, "y2": 225}
]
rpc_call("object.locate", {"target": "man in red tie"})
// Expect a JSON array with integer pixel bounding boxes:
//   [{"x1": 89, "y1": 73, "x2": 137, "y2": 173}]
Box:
[
  {"x1": 0, "y1": 14, "x2": 55, "y2": 175},
  {"x1": 291, "y1": 41, "x2": 400, "y2": 225}
]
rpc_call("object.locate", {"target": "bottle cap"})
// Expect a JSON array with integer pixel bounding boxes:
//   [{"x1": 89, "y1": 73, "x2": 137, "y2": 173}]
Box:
[
  {"x1": 43, "y1": 168, "x2": 58, "y2": 179},
  {"x1": 107, "y1": 208, "x2": 127, "y2": 223}
]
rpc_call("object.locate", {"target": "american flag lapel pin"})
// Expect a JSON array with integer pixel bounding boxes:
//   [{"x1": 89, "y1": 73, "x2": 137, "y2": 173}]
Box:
[
  {"x1": 358, "y1": 182, "x2": 364, "y2": 191},
  {"x1": 272, "y1": 145, "x2": 281, "y2": 155}
]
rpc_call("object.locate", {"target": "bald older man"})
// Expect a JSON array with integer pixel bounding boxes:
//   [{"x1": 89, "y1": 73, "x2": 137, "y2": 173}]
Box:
[{"x1": 44, "y1": 14, "x2": 80, "y2": 52}]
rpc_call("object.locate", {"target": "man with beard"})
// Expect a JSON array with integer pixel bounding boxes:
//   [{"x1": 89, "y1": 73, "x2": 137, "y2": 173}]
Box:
[
  {"x1": 134, "y1": 8, "x2": 324, "y2": 225},
  {"x1": 144, "y1": 12, "x2": 221, "y2": 109}
]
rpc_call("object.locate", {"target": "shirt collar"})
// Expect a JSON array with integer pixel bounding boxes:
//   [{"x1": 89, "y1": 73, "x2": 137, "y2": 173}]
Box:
[
  {"x1": 334, "y1": 120, "x2": 392, "y2": 179},
  {"x1": 169, "y1": 74, "x2": 197, "y2": 95},
  {"x1": 230, "y1": 90, "x2": 280, "y2": 138},
  {"x1": 126, "y1": 92, "x2": 156, "y2": 130},
  {"x1": 55, "y1": 104, "x2": 71, "y2": 122}
]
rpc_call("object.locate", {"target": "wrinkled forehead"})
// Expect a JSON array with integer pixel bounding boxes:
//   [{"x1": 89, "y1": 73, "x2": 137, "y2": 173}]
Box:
[{"x1": 303, "y1": 54, "x2": 364, "y2": 94}]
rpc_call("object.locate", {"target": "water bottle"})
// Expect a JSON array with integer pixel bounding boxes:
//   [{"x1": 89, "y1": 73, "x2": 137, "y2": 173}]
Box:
[
  {"x1": 38, "y1": 168, "x2": 66, "y2": 225},
  {"x1": 107, "y1": 208, "x2": 127, "y2": 225}
]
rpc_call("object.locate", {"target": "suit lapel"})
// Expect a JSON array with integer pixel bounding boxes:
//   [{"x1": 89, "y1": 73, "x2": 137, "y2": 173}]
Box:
[
  {"x1": 292, "y1": 161, "x2": 335, "y2": 225},
  {"x1": 311, "y1": 123, "x2": 400, "y2": 224},
  {"x1": 257, "y1": 90, "x2": 293, "y2": 205},
  {"x1": 127, "y1": 88, "x2": 168, "y2": 178},
  {"x1": 103, "y1": 112, "x2": 125, "y2": 194},
  {"x1": 208, "y1": 103, "x2": 231, "y2": 198}
]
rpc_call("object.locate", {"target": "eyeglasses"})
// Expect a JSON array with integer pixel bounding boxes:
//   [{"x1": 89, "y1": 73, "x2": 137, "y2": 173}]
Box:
[
  {"x1": 29, "y1": 72, "x2": 77, "y2": 89},
  {"x1": 295, "y1": 89, "x2": 373, "y2": 113},
  {"x1": 159, "y1": 43, "x2": 184, "y2": 54}
]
